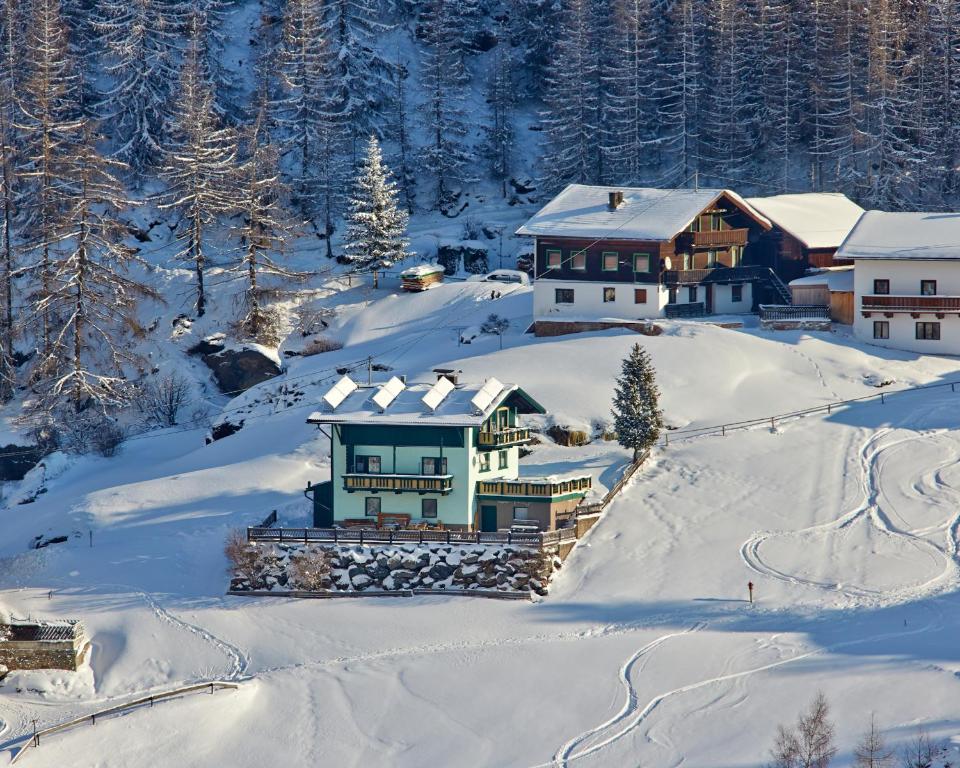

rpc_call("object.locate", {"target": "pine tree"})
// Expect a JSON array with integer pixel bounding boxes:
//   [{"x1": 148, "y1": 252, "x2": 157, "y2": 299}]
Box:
[
  {"x1": 231, "y1": 92, "x2": 299, "y2": 340},
  {"x1": 417, "y1": 0, "x2": 473, "y2": 211},
  {"x1": 92, "y1": 0, "x2": 186, "y2": 177},
  {"x1": 391, "y1": 58, "x2": 416, "y2": 214},
  {"x1": 483, "y1": 34, "x2": 516, "y2": 198},
  {"x1": 17, "y1": 0, "x2": 84, "y2": 356},
  {"x1": 278, "y1": 0, "x2": 343, "y2": 254},
  {"x1": 853, "y1": 714, "x2": 893, "y2": 768},
  {"x1": 540, "y1": 0, "x2": 600, "y2": 192},
  {"x1": 612, "y1": 343, "x2": 663, "y2": 461},
  {"x1": 28, "y1": 121, "x2": 155, "y2": 417},
  {"x1": 0, "y1": 0, "x2": 20, "y2": 401},
  {"x1": 159, "y1": 13, "x2": 237, "y2": 317},
  {"x1": 657, "y1": 0, "x2": 703, "y2": 184},
  {"x1": 343, "y1": 135, "x2": 412, "y2": 272}
]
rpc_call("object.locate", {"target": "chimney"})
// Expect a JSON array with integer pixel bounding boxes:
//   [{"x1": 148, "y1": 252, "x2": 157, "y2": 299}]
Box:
[
  {"x1": 433, "y1": 368, "x2": 461, "y2": 386},
  {"x1": 608, "y1": 190, "x2": 624, "y2": 210}
]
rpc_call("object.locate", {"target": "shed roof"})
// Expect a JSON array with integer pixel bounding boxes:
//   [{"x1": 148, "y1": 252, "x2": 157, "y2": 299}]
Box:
[
  {"x1": 746, "y1": 193, "x2": 865, "y2": 249},
  {"x1": 516, "y1": 185, "x2": 770, "y2": 241},
  {"x1": 789, "y1": 267, "x2": 854, "y2": 292},
  {"x1": 836, "y1": 211, "x2": 960, "y2": 261},
  {"x1": 2, "y1": 620, "x2": 84, "y2": 643},
  {"x1": 307, "y1": 378, "x2": 546, "y2": 427}
]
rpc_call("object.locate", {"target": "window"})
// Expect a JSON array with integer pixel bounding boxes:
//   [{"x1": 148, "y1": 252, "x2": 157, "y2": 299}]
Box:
[
  {"x1": 916, "y1": 322, "x2": 941, "y2": 341},
  {"x1": 603, "y1": 287, "x2": 616, "y2": 303},
  {"x1": 632, "y1": 253, "x2": 650, "y2": 273},
  {"x1": 571, "y1": 251, "x2": 586, "y2": 270},
  {"x1": 921, "y1": 280, "x2": 937, "y2": 296},
  {"x1": 513, "y1": 506, "x2": 529, "y2": 520},
  {"x1": 421, "y1": 457, "x2": 448, "y2": 475},
  {"x1": 634, "y1": 288, "x2": 648, "y2": 304},
  {"x1": 421, "y1": 498, "x2": 438, "y2": 519},
  {"x1": 478, "y1": 452, "x2": 491, "y2": 472},
  {"x1": 355, "y1": 455, "x2": 381, "y2": 474},
  {"x1": 682, "y1": 253, "x2": 692, "y2": 270},
  {"x1": 555, "y1": 288, "x2": 575, "y2": 304},
  {"x1": 873, "y1": 279, "x2": 890, "y2": 295},
  {"x1": 364, "y1": 497, "x2": 381, "y2": 517},
  {"x1": 602, "y1": 252, "x2": 619, "y2": 271},
  {"x1": 731, "y1": 246, "x2": 741, "y2": 267},
  {"x1": 711, "y1": 213, "x2": 722, "y2": 231},
  {"x1": 731, "y1": 284, "x2": 743, "y2": 303},
  {"x1": 545, "y1": 249, "x2": 562, "y2": 269},
  {"x1": 688, "y1": 286, "x2": 698, "y2": 302},
  {"x1": 873, "y1": 321, "x2": 889, "y2": 339},
  {"x1": 498, "y1": 450, "x2": 508, "y2": 469},
  {"x1": 707, "y1": 250, "x2": 718, "y2": 267}
]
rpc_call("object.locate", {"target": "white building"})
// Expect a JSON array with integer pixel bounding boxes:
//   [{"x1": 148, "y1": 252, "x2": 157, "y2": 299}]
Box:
[{"x1": 840, "y1": 211, "x2": 960, "y2": 354}]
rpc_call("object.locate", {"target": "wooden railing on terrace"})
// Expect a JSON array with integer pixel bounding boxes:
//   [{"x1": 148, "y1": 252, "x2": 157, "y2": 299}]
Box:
[
  {"x1": 247, "y1": 526, "x2": 577, "y2": 548},
  {"x1": 477, "y1": 427, "x2": 531, "y2": 447},
  {"x1": 691, "y1": 228, "x2": 749, "y2": 248},
  {"x1": 662, "y1": 265, "x2": 767, "y2": 285},
  {"x1": 476, "y1": 475, "x2": 592, "y2": 498},
  {"x1": 861, "y1": 295, "x2": 960, "y2": 313},
  {"x1": 343, "y1": 473, "x2": 453, "y2": 493}
]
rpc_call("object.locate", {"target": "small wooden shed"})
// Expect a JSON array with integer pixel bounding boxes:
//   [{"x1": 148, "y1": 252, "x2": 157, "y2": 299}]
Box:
[
  {"x1": 789, "y1": 267, "x2": 854, "y2": 325},
  {"x1": 400, "y1": 264, "x2": 444, "y2": 292}
]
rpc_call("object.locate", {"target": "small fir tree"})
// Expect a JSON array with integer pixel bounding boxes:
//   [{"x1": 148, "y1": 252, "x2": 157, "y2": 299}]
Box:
[
  {"x1": 343, "y1": 135, "x2": 412, "y2": 272},
  {"x1": 611, "y1": 343, "x2": 663, "y2": 460}
]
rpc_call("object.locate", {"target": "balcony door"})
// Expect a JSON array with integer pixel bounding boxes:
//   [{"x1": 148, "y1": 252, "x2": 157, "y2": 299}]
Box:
[{"x1": 422, "y1": 457, "x2": 448, "y2": 476}]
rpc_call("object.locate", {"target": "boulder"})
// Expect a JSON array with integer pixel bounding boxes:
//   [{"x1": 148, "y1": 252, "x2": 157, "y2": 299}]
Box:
[
  {"x1": 203, "y1": 348, "x2": 282, "y2": 394},
  {"x1": 437, "y1": 245, "x2": 489, "y2": 275},
  {"x1": 429, "y1": 562, "x2": 454, "y2": 581},
  {"x1": 462, "y1": 553, "x2": 480, "y2": 566},
  {"x1": 351, "y1": 574, "x2": 373, "y2": 589},
  {"x1": 0, "y1": 444, "x2": 42, "y2": 481}
]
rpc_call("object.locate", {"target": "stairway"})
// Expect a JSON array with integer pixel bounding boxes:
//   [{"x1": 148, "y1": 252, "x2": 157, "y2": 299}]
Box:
[{"x1": 761, "y1": 268, "x2": 793, "y2": 305}]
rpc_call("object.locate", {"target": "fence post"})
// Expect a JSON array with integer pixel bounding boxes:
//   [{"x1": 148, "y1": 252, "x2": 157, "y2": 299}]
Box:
[
  {"x1": 881, "y1": 392, "x2": 885, "y2": 404},
  {"x1": 389, "y1": 531, "x2": 394, "y2": 545},
  {"x1": 210, "y1": 683, "x2": 214, "y2": 694},
  {"x1": 304, "y1": 529, "x2": 307, "y2": 544},
  {"x1": 359, "y1": 530, "x2": 364, "y2": 545},
  {"x1": 721, "y1": 425, "x2": 725, "y2": 437},
  {"x1": 446, "y1": 531, "x2": 451, "y2": 544},
  {"x1": 770, "y1": 417, "x2": 775, "y2": 430},
  {"x1": 664, "y1": 432, "x2": 669, "y2": 448},
  {"x1": 953, "y1": 383, "x2": 956, "y2": 393},
  {"x1": 827, "y1": 404, "x2": 831, "y2": 414}
]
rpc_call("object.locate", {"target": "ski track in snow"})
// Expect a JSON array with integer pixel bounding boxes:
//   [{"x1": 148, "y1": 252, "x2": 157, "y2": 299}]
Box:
[
  {"x1": 533, "y1": 605, "x2": 944, "y2": 768},
  {"x1": 740, "y1": 415, "x2": 960, "y2": 604}
]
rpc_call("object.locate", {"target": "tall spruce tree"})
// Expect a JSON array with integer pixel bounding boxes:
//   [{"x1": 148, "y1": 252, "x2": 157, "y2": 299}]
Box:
[
  {"x1": 483, "y1": 34, "x2": 516, "y2": 198},
  {"x1": 343, "y1": 135, "x2": 412, "y2": 272},
  {"x1": 159, "y1": 13, "x2": 237, "y2": 317},
  {"x1": 612, "y1": 343, "x2": 663, "y2": 461},
  {"x1": 0, "y1": 0, "x2": 20, "y2": 401}
]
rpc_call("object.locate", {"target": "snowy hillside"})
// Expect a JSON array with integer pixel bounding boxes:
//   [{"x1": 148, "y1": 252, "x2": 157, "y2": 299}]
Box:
[{"x1": 3, "y1": 281, "x2": 960, "y2": 764}]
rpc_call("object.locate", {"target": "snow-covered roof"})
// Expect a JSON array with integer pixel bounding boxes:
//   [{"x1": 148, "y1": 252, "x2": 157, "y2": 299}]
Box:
[
  {"x1": 746, "y1": 193, "x2": 865, "y2": 250},
  {"x1": 400, "y1": 263, "x2": 444, "y2": 277},
  {"x1": 836, "y1": 211, "x2": 960, "y2": 261},
  {"x1": 307, "y1": 377, "x2": 546, "y2": 427},
  {"x1": 789, "y1": 267, "x2": 854, "y2": 292},
  {"x1": 516, "y1": 185, "x2": 771, "y2": 241}
]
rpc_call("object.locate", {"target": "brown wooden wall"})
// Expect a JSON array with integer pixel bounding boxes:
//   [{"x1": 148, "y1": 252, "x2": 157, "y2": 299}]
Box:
[{"x1": 830, "y1": 291, "x2": 854, "y2": 324}]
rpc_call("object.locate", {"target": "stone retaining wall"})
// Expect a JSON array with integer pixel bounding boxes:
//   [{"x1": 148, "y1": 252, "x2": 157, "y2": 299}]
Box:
[
  {"x1": 0, "y1": 641, "x2": 88, "y2": 672},
  {"x1": 230, "y1": 542, "x2": 561, "y2": 596}
]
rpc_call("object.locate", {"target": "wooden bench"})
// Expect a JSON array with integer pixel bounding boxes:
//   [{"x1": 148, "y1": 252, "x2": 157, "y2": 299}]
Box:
[
  {"x1": 341, "y1": 518, "x2": 376, "y2": 528},
  {"x1": 378, "y1": 512, "x2": 411, "y2": 530}
]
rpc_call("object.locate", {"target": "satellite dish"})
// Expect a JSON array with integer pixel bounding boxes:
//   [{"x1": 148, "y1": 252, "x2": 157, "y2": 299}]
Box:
[{"x1": 663, "y1": 256, "x2": 672, "y2": 271}]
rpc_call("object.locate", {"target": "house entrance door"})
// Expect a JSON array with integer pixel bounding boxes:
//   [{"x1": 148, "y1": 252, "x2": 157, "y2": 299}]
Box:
[{"x1": 480, "y1": 505, "x2": 498, "y2": 533}]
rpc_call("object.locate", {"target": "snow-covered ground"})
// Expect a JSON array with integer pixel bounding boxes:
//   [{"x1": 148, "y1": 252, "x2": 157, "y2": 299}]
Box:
[{"x1": 4, "y1": 281, "x2": 960, "y2": 766}]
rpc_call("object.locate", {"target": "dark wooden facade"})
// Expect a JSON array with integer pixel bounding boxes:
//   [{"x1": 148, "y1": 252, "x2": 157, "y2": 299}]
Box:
[
  {"x1": 533, "y1": 192, "x2": 771, "y2": 284},
  {"x1": 753, "y1": 230, "x2": 851, "y2": 284}
]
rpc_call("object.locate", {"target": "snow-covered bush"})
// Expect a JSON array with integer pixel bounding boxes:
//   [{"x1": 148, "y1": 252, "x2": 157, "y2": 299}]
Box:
[
  {"x1": 302, "y1": 337, "x2": 344, "y2": 357},
  {"x1": 480, "y1": 314, "x2": 510, "y2": 335},
  {"x1": 137, "y1": 373, "x2": 191, "y2": 428},
  {"x1": 288, "y1": 547, "x2": 331, "y2": 590}
]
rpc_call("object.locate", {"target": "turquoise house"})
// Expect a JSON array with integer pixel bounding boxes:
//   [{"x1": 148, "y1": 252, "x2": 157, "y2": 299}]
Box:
[{"x1": 305, "y1": 372, "x2": 591, "y2": 532}]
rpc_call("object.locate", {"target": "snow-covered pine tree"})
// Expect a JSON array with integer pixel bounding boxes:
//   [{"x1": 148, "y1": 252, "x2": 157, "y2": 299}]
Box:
[
  {"x1": 756, "y1": 0, "x2": 798, "y2": 191},
  {"x1": 417, "y1": 0, "x2": 473, "y2": 212},
  {"x1": 319, "y1": 0, "x2": 393, "y2": 159},
  {"x1": 278, "y1": 0, "x2": 343, "y2": 255},
  {"x1": 540, "y1": 0, "x2": 600, "y2": 192},
  {"x1": 159, "y1": 13, "x2": 237, "y2": 317},
  {"x1": 611, "y1": 342, "x2": 663, "y2": 461},
  {"x1": 28, "y1": 120, "x2": 155, "y2": 418},
  {"x1": 92, "y1": 0, "x2": 187, "y2": 177},
  {"x1": 17, "y1": 0, "x2": 84, "y2": 356},
  {"x1": 0, "y1": 0, "x2": 19, "y2": 401},
  {"x1": 505, "y1": 0, "x2": 563, "y2": 101},
  {"x1": 231, "y1": 89, "x2": 299, "y2": 341},
  {"x1": 391, "y1": 58, "x2": 416, "y2": 214},
  {"x1": 343, "y1": 135, "x2": 412, "y2": 273},
  {"x1": 482, "y1": 33, "x2": 515, "y2": 198},
  {"x1": 657, "y1": 0, "x2": 703, "y2": 185},
  {"x1": 600, "y1": 0, "x2": 661, "y2": 185}
]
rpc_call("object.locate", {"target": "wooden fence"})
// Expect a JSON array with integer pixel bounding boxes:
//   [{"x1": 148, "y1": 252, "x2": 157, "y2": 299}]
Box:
[
  {"x1": 759, "y1": 304, "x2": 831, "y2": 321},
  {"x1": 247, "y1": 526, "x2": 577, "y2": 548},
  {"x1": 10, "y1": 681, "x2": 239, "y2": 764}
]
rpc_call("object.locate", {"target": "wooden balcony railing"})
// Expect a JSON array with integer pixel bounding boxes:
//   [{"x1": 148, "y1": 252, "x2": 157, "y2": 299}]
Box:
[
  {"x1": 478, "y1": 427, "x2": 531, "y2": 448},
  {"x1": 343, "y1": 473, "x2": 453, "y2": 493},
  {"x1": 691, "y1": 228, "x2": 749, "y2": 248},
  {"x1": 662, "y1": 265, "x2": 766, "y2": 285},
  {"x1": 476, "y1": 475, "x2": 592, "y2": 498},
  {"x1": 861, "y1": 295, "x2": 960, "y2": 313}
]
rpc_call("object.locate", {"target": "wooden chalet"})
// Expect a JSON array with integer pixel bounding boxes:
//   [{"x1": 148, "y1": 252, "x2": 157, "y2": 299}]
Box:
[
  {"x1": 516, "y1": 185, "x2": 795, "y2": 330},
  {"x1": 747, "y1": 193, "x2": 865, "y2": 282}
]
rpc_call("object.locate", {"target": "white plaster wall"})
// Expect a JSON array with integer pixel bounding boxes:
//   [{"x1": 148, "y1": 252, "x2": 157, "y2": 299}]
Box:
[
  {"x1": 533, "y1": 279, "x2": 669, "y2": 320},
  {"x1": 853, "y1": 259, "x2": 960, "y2": 355},
  {"x1": 712, "y1": 283, "x2": 753, "y2": 314}
]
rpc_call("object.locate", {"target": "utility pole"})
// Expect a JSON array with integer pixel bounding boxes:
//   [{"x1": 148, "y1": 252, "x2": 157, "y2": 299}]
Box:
[{"x1": 366, "y1": 357, "x2": 373, "y2": 386}]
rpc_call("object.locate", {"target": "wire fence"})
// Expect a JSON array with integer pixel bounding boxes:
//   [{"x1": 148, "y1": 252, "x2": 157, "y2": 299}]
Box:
[{"x1": 662, "y1": 376, "x2": 960, "y2": 447}]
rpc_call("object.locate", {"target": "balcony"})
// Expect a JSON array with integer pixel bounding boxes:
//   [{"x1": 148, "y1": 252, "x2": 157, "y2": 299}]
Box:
[
  {"x1": 476, "y1": 475, "x2": 592, "y2": 499},
  {"x1": 477, "y1": 427, "x2": 531, "y2": 449},
  {"x1": 860, "y1": 295, "x2": 960, "y2": 315},
  {"x1": 662, "y1": 265, "x2": 767, "y2": 285},
  {"x1": 691, "y1": 228, "x2": 749, "y2": 248},
  {"x1": 343, "y1": 473, "x2": 454, "y2": 494}
]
